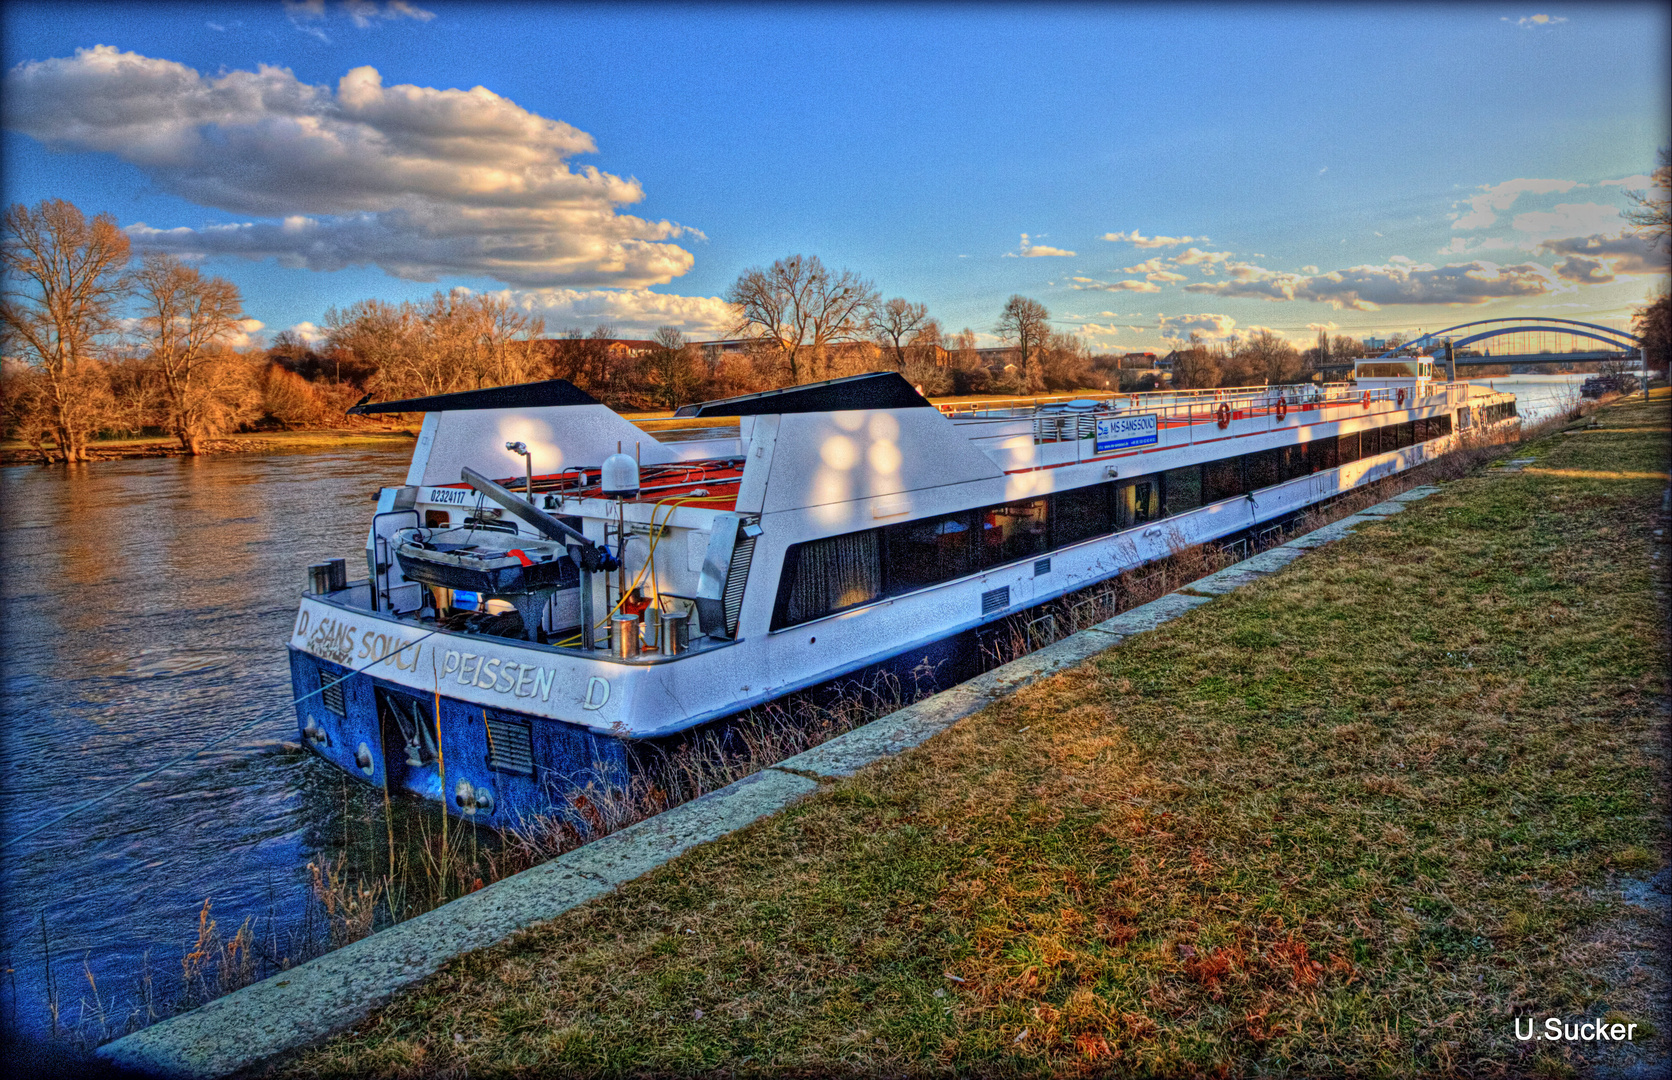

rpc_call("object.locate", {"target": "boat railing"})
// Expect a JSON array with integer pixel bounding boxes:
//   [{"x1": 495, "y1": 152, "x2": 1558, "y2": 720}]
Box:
[{"x1": 945, "y1": 379, "x2": 1471, "y2": 446}]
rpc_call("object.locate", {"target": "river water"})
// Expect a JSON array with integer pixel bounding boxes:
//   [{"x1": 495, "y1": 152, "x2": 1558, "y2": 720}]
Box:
[
  {"x1": 0, "y1": 444, "x2": 415, "y2": 1043},
  {"x1": 0, "y1": 375, "x2": 1594, "y2": 1044}
]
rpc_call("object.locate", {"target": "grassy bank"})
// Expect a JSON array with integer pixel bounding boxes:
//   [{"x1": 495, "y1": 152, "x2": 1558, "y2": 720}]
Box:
[{"x1": 277, "y1": 395, "x2": 1670, "y2": 1078}]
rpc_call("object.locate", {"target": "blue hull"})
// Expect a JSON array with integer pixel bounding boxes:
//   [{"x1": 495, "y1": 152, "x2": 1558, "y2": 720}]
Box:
[{"x1": 288, "y1": 647, "x2": 629, "y2": 824}]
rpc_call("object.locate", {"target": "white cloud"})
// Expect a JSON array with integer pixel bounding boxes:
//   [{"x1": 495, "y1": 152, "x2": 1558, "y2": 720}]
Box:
[
  {"x1": 1510, "y1": 202, "x2": 1623, "y2": 239},
  {"x1": 1452, "y1": 178, "x2": 1581, "y2": 230},
  {"x1": 1172, "y1": 247, "x2": 1235, "y2": 274},
  {"x1": 3, "y1": 48, "x2": 699, "y2": 288},
  {"x1": 1102, "y1": 230, "x2": 1204, "y2": 248},
  {"x1": 1006, "y1": 233, "x2": 1075, "y2": 258},
  {"x1": 1551, "y1": 256, "x2": 1614, "y2": 285},
  {"x1": 1511, "y1": 14, "x2": 1567, "y2": 27},
  {"x1": 1306, "y1": 321, "x2": 1339, "y2": 333},
  {"x1": 343, "y1": 1, "x2": 436, "y2": 28},
  {"x1": 499, "y1": 287, "x2": 737, "y2": 338},
  {"x1": 1156, "y1": 313, "x2": 1238, "y2": 342},
  {"x1": 1068, "y1": 276, "x2": 1159, "y2": 293},
  {"x1": 1186, "y1": 259, "x2": 1563, "y2": 310},
  {"x1": 1539, "y1": 232, "x2": 1668, "y2": 276},
  {"x1": 227, "y1": 317, "x2": 265, "y2": 348},
  {"x1": 287, "y1": 320, "x2": 328, "y2": 344},
  {"x1": 1597, "y1": 174, "x2": 1656, "y2": 189},
  {"x1": 286, "y1": 0, "x2": 432, "y2": 37}
]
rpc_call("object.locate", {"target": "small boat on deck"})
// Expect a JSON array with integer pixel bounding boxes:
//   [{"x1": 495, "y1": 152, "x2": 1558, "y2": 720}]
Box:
[{"x1": 287, "y1": 366, "x2": 1518, "y2": 819}]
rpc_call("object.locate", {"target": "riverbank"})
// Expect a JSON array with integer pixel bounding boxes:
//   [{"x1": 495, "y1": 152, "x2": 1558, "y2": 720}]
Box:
[
  {"x1": 0, "y1": 428, "x2": 420, "y2": 465},
  {"x1": 278, "y1": 390, "x2": 1670, "y2": 1078}
]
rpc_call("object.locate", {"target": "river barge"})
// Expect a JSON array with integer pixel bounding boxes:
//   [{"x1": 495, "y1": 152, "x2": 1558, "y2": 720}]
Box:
[{"x1": 288, "y1": 363, "x2": 1517, "y2": 819}]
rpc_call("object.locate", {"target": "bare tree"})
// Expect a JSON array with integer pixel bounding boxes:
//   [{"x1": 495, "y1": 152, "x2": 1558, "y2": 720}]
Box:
[
  {"x1": 1634, "y1": 292, "x2": 1669, "y2": 377},
  {"x1": 1231, "y1": 329, "x2": 1304, "y2": 386},
  {"x1": 1331, "y1": 335, "x2": 1366, "y2": 361},
  {"x1": 1170, "y1": 334, "x2": 1222, "y2": 389},
  {"x1": 130, "y1": 252, "x2": 253, "y2": 454},
  {"x1": 995, "y1": 295, "x2": 1050, "y2": 393},
  {"x1": 1, "y1": 199, "x2": 129, "y2": 461},
  {"x1": 325, "y1": 298, "x2": 415, "y2": 391},
  {"x1": 871, "y1": 297, "x2": 930, "y2": 370},
  {"x1": 726, "y1": 255, "x2": 878, "y2": 384},
  {"x1": 648, "y1": 325, "x2": 699, "y2": 411},
  {"x1": 948, "y1": 327, "x2": 989, "y2": 394},
  {"x1": 1624, "y1": 147, "x2": 1671, "y2": 255}
]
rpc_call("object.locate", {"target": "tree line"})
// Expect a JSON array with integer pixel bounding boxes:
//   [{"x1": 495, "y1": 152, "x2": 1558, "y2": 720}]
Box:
[{"x1": 10, "y1": 186, "x2": 1664, "y2": 463}]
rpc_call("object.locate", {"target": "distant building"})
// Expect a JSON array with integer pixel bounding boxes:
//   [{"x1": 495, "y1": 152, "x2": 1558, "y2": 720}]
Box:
[{"x1": 1362, "y1": 336, "x2": 1388, "y2": 351}]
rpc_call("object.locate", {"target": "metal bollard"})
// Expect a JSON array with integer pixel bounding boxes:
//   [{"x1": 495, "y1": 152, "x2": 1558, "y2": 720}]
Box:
[
  {"x1": 611, "y1": 613, "x2": 640, "y2": 658},
  {"x1": 659, "y1": 609, "x2": 689, "y2": 655}
]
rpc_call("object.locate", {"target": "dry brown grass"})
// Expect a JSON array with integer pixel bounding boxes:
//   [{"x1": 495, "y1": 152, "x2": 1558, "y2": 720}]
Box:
[{"x1": 277, "y1": 393, "x2": 1669, "y2": 1077}]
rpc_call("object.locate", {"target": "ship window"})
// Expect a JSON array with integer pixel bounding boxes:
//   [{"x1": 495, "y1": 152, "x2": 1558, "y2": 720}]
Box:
[
  {"x1": 1362, "y1": 425, "x2": 1382, "y2": 457},
  {"x1": 1312, "y1": 435, "x2": 1340, "y2": 471},
  {"x1": 1163, "y1": 465, "x2": 1203, "y2": 514},
  {"x1": 1245, "y1": 448, "x2": 1280, "y2": 491},
  {"x1": 1279, "y1": 444, "x2": 1310, "y2": 482},
  {"x1": 1392, "y1": 421, "x2": 1415, "y2": 449},
  {"x1": 978, "y1": 499, "x2": 1048, "y2": 568},
  {"x1": 774, "y1": 530, "x2": 882, "y2": 628},
  {"x1": 1433, "y1": 413, "x2": 1452, "y2": 438},
  {"x1": 1114, "y1": 479, "x2": 1157, "y2": 528},
  {"x1": 424, "y1": 510, "x2": 450, "y2": 529},
  {"x1": 1052, "y1": 483, "x2": 1112, "y2": 548},
  {"x1": 1203, "y1": 457, "x2": 1243, "y2": 502},
  {"x1": 1338, "y1": 431, "x2": 1362, "y2": 465},
  {"x1": 884, "y1": 511, "x2": 975, "y2": 593}
]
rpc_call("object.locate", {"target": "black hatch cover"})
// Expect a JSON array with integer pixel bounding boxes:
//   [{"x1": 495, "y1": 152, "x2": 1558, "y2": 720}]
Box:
[
  {"x1": 672, "y1": 371, "x2": 934, "y2": 418},
  {"x1": 348, "y1": 379, "x2": 600, "y2": 415}
]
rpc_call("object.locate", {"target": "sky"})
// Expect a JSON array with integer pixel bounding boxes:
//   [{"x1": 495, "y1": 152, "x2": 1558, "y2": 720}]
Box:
[{"x1": 3, "y1": 2, "x2": 1668, "y2": 354}]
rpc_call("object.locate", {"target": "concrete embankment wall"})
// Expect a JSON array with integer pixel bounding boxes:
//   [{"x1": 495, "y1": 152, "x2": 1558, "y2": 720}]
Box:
[{"x1": 98, "y1": 489, "x2": 1445, "y2": 1079}]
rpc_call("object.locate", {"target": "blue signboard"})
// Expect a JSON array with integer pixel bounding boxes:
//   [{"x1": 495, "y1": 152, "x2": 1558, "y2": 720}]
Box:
[{"x1": 1095, "y1": 413, "x2": 1159, "y2": 452}]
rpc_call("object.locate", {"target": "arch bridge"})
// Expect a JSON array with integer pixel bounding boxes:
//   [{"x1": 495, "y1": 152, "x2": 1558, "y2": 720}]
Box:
[{"x1": 1376, "y1": 318, "x2": 1641, "y2": 370}]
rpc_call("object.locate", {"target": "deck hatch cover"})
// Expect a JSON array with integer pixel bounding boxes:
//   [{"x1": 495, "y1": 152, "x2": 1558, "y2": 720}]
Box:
[
  {"x1": 319, "y1": 671, "x2": 346, "y2": 716},
  {"x1": 982, "y1": 587, "x2": 1011, "y2": 615},
  {"x1": 348, "y1": 379, "x2": 598, "y2": 415},
  {"x1": 672, "y1": 371, "x2": 933, "y2": 418},
  {"x1": 722, "y1": 533, "x2": 758, "y2": 637},
  {"x1": 485, "y1": 715, "x2": 535, "y2": 776}
]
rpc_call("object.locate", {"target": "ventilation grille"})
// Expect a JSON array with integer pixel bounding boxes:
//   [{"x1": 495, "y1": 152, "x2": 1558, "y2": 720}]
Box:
[
  {"x1": 1034, "y1": 558, "x2": 1052, "y2": 577},
  {"x1": 722, "y1": 533, "x2": 757, "y2": 636},
  {"x1": 319, "y1": 672, "x2": 346, "y2": 716},
  {"x1": 485, "y1": 715, "x2": 535, "y2": 776},
  {"x1": 982, "y1": 587, "x2": 1011, "y2": 616}
]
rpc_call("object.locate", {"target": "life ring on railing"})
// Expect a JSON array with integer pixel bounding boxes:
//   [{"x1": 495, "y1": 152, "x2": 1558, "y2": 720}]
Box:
[
  {"x1": 1396, "y1": 387, "x2": 1406, "y2": 406},
  {"x1": 1216, "y1": 403, "x2": 1232, "y2": 429},
  {"x1": 1361, "y1": 391, "x2": 1371, "y2": 409},
  {"x1": 1275, "y1": 399, "x2": 1288, "y2": 422}
]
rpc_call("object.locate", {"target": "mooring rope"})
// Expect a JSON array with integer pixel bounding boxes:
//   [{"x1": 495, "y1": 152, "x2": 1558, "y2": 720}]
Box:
[{"x1": 2, "y1": 629, "x2": 438, "y2": 852}]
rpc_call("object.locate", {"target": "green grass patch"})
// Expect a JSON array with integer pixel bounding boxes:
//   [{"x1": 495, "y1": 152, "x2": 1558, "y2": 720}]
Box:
[{"x1": 283, "y1": 394, "x2": 1669, "y2": 1078}]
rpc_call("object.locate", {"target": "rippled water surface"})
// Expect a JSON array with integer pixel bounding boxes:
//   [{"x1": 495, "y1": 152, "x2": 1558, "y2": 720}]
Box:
[{"x1": 1, "y1": 445, "x2": 413, "y2": 1040}]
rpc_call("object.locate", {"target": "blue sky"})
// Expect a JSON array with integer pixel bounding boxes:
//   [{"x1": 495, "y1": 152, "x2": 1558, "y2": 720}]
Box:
[{"x1": 3, "y1": 2, "x2": 1667, "y2": 352}]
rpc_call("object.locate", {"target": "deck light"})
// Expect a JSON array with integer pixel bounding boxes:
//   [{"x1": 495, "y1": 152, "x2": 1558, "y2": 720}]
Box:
[{"x1": 505, "y1": 441, "x2": 534, "y2": 502}]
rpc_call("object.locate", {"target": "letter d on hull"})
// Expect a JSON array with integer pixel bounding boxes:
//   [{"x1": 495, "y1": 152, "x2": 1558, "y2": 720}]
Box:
[{"x1": 583, "y1": 676, "x2": 611, "y2": 711}]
